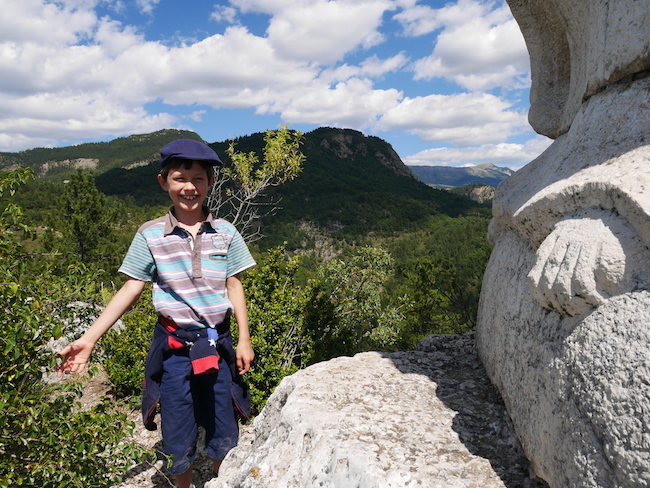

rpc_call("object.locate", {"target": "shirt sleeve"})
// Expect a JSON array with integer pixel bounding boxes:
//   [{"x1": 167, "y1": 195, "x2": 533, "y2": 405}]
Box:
[
  {"x1": 227, "y1": 228, "x2": 256, "y2": 277},
  {"x1": 118, "y1": 231, "x2": 156, "y2": 281}
]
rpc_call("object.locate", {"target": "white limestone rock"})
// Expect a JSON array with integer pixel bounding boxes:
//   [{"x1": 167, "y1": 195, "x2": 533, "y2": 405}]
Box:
[{"x1": 207, "y1": 335, "x2": 539, "y2": 488}]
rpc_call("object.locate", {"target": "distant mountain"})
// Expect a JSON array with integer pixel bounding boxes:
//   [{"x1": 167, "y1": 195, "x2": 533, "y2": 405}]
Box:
[
  {"x1": 0, "y1": 129, "x2": 202, "y2": 182},
  {"x1": 408, "y1": 163, "x2": 514, "y2": 188},
  {"x1": 98, "y1": 127, "x2": 488, "y2": 241},
  {"x1": 5, "y1": 127, "x2": 488, "y2": 243}
]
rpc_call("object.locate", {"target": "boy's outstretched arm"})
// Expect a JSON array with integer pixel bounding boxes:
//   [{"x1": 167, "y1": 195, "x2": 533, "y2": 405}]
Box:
[
  {"x1": 58, "y1": 278, "x2": 146, "y2": 376},
  {"x1": 226, "y1": 274, "x2": 254, "y2": 375}
]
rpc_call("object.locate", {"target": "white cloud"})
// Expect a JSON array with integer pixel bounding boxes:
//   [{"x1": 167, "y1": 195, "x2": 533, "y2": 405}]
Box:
[
  {"x1": 264, "y1": 0, "x2": 393, "y2": 64},
  {"x1": 262, "y1": 78, "x2": 403, "y2": 129},
  {"x1": 136, "y1": 0, "x2": 160, "y2": 15},
  {"x1": 184, "y1": 110, "x2": 206, "y2": 123},
  {"x1": 318, "y1": 53, "x2": 409, "y2": 84},
  {"x1": 377, "y1": 92, "x2": 528, "y2": 146},
  {"x1": 0, "y1": 0, "x2": 534, "y2": 156},
  {"x1": 211, "y1": 5, "x2": 239, "y2": 24},
  {"x1": 403, "y1": 135, "x2": 553, "y2": 169},
  {"x1": 154, "y1": 26, "x2": 319, "y2": 107},
  {"x1": 0, "y1": 91, "x2": 177, "y2": 151},
  {"x1": 0, "y1": 0, "x2": 97, "y2": 45},
  {"x1": 399, "y1": 0, "x2": 529, "y2": 91},
  {"x1": 393, "y1": 3, "x2": 445, "y2": 36},
  {"x1": 360, "y1": 53, "x2": 409, "y2": 77},
  {"x1": 229, "y1": 0, "x2": 293, "y2": 15}
]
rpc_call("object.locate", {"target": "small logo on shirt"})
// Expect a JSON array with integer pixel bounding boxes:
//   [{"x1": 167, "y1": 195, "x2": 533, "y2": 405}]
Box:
[{"x1": 211, "y1": 235, "x2": 228, "y2": 256}]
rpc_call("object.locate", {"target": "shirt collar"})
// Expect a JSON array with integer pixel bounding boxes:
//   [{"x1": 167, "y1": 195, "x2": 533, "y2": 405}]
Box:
[{"x1": 163, "y1": 206, "x2": 217, "y2": 235}]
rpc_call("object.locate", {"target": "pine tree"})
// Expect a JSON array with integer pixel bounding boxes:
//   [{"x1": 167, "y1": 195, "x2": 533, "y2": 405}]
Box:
[{"x1": 57, "y1": 169, "x2": 117, "y2": 262}]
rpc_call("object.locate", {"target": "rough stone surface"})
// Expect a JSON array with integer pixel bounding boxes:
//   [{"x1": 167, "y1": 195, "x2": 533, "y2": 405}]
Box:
[
  {"x1": 206, "y1": 334, "x2": 540, "y2": 488},
  {"x1": 476, "y1": 3, "x2": 650, "y2": 485},
  {"x1": 508, "y1": 0, "x2": 650, "y2": 137}
]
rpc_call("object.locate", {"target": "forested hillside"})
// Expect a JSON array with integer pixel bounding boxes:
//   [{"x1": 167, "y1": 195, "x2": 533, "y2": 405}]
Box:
[
  {"x1": 93, "y1": 127, "x2": 489, "y2": 247},
  {"x1": 0, "y1": 129, "x2": 201, "y2": 181},
  {"x1": 5, "y1": 126, "x2": 489, "y2": 240}
]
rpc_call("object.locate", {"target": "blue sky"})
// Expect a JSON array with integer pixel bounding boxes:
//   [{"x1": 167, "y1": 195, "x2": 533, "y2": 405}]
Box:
[{"x1": 0, "y1": 0, "x2": 553, "y2": 169}]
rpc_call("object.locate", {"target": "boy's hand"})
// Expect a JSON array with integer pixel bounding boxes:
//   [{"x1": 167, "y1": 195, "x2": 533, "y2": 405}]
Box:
[
  {"x1": 57, "y1": 339, "x2": 95, "y2": 377},
  {"x1": 236, "y1": 339, "x2": 254, "y2": 375}
]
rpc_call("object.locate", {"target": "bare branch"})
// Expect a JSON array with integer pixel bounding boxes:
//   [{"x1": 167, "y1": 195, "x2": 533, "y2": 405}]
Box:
[{"x1": 207, "y1": 125, "x2": 305, "y2": 243}]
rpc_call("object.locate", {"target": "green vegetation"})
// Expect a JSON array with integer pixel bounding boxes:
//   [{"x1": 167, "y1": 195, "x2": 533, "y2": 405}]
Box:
[
  {"x1": 1, "y1": 127, "x2": 494, "y2": 480},
  {"x1": 101, "y1": 294, "x2": 156, "y2": 401},
  {"x1": 48, "y1": 169, "x2": 118, "y2": 262},
  {"x1": 0, "y1": 129, "x2": 202, "y2": 182},
  {"x1": 243, "y1": 246, "x2": 312, "y2": 413},
  {"x1": 306, "y1": 246, "x2": 408, "y2": 360},
  {"x1": 390, "y1": 215, "x2": 492, "y2": 338},
  {"x1": 0, "y1": 169, "x2": 149, "y2": 487},
  {"x1": 208, "y1": 125, "x2": 306, "y2": 242}
]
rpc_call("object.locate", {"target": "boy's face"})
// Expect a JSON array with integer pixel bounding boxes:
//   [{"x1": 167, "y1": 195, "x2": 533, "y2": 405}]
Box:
[{"x1": 157, "y1": 160, "x2": 214, "y2": 216}]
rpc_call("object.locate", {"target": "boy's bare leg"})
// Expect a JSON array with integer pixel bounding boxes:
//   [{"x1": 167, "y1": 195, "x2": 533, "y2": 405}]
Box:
[
  {"x1": 175, "y1": 466, "x2": 193, "y2": 488},
  {"x1": 213, "y1": 459, "x2": 223, "y2": 476}
]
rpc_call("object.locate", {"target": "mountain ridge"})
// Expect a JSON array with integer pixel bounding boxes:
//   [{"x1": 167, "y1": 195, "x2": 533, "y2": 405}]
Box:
[
  {"x1": 409, "y1": 163, "x2": 514, "y2": 188},
  {"x1": 7, "y1": 127, "x2": 489, "y2": 245},
  {"x1": 0, "y1": 129, "x2": 202, "y2": 181}
]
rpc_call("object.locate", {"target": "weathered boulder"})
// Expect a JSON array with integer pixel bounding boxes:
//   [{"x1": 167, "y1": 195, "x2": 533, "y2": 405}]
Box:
[
  {"x1": 207, "y1": 334, "x2": 540, "y2": 488},
  {"x1": 476, "y1": 1, "x2": 650, "y2": 486}
]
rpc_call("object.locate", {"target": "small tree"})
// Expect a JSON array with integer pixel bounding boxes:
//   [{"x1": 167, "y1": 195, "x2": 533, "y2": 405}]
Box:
[
  {"x1": 207, "y1": 125, "x2": 305, "y2": 242},
  {"x1": 54, "y1": 169, "x2": 117, "y2": 262},
  {"x1": 305, "y1": 246, "x2": 407, "y2": 362}
]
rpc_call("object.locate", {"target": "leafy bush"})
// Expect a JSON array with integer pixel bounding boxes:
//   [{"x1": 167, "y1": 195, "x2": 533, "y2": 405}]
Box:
[
  {"x1": 0, "y1": 168, "x2": 148, "y2": 487},
  {"x1": 243, "y1": 245, "x2": 313, "y2": 414},
  {"x1": 391, "y1": 215, "x2": 492, "y2": 338},
  {"x1": 101, "y1": 293, "x2": 155, "y2": 400},
  {"x1": 305, "y1": 246, "x2": 407, "y2": 361}
]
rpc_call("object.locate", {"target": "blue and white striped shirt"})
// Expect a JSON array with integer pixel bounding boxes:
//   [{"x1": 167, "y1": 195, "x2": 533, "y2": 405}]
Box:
[{"x1": 119, "y1": 208, "x2": 256, "y2": 330}]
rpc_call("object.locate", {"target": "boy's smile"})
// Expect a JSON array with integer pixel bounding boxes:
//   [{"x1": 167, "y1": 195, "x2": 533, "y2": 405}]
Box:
[{"x1": 158, "y1": 161, "x2": 213, "y2": 219}]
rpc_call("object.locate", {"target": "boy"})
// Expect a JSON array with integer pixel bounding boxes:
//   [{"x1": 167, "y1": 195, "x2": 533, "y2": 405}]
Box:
[{"x1": 59, "y1": 139, "x2": 256, "y2": 488}]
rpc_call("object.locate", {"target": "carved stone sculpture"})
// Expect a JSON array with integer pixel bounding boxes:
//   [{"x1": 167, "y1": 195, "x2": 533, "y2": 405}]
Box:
[{"x1": 476, "y1": 1, "x2": 650, "y2": 487}]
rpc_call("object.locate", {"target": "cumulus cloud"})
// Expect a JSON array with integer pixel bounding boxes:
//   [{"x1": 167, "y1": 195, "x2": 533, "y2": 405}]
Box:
[
  {"x1": 377, "y1": 92, "x2": 528, "y2": 146},
  {"x1": 0, "y1": 0, "x2": 536, "y2": 160},
  {"x1": 0, "y1": 0, "x2": 96, "y2": 45},
  {"x1": 0, "y1": 91, "x2": 177, "y2": 151},
  {"x1": 264, "y1": 0, "x2": 393, "y2": 64},
  {"x1": 404, "y1": 135, "x2": 553, "y2": 169},
  {"x1": 261, "y1": 78, "x2": 403, "y2": 129},
  {"x1": 399, "y1": 0, "x2": 529, "y2": 91}
]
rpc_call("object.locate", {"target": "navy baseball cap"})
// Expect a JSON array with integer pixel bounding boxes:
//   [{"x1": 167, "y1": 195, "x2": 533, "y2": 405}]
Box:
[{"x1": 159, "y1": 139, "x2": 223, "y2": 168}]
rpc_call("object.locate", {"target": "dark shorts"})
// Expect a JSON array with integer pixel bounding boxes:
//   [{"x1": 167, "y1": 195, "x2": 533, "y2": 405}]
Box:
[{"x1": 159, "y1": 349, "x2": 239, "y2": 475}]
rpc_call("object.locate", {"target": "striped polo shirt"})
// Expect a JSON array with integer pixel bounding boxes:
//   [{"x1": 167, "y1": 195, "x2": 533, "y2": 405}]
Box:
[{"x1": 119, "y1": 208, "x2": 256, "y2": 330}]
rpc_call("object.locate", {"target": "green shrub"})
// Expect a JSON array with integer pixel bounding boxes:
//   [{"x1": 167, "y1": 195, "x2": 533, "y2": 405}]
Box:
[
  {"x1": 101, "y1": 294, "x2": 155, "y2": 401},
  {"x1": 243, "y1": 245, "x2": 313, "y2": 414},
  {"x1": 0, "y1": 168, "x2": 148, "y2": 487},
  {"x1": 305, "y1": 246, "x2": 407, "y2": 361}
]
